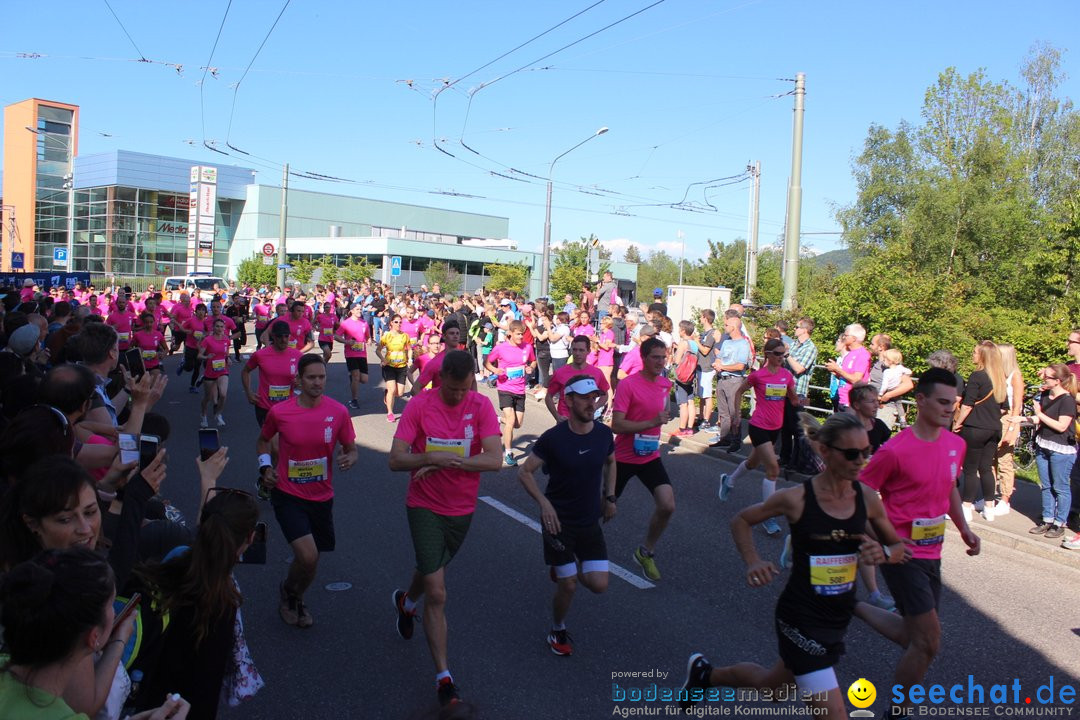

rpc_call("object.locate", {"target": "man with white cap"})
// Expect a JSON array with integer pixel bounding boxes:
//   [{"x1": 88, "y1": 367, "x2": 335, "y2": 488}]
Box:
[{"x1": 519, "y1": 375, "x2": 616, "y2": 656}]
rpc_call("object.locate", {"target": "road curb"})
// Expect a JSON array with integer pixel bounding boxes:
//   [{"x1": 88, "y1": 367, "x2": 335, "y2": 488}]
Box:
[{"x1": 660, "y1": 429, "x2": 1080, "y2": 572}]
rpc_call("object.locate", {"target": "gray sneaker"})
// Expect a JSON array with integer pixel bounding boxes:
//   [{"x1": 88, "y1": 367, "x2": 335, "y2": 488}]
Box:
[{"x1": 1062, "y1": 533, "x2": 1080, "y2": 550}]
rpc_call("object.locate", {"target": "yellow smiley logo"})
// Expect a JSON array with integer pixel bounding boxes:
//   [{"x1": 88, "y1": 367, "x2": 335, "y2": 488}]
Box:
[{"x1": 847, "y1": 678, "x2": 876, "y2": 709}]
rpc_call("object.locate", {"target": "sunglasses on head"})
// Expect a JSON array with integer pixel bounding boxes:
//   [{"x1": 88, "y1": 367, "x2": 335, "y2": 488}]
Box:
[
  {"x1": 825, "y1": 444, "x2": 872, "y2": 461},
  {"x1": 204, "y1": 486, "x2": 253, "y2": 504}
]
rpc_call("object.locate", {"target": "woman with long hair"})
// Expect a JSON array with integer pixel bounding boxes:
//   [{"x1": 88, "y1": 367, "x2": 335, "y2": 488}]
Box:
[
  {"x1": 131, "y1": 484, "x2": 258, "y2": 719},
  {"x1": 993, "y1": 343, "x2": 1025, "y2": 515},
  {"x1": 594, "y1": 315, "x2": 617, "y2": 413},
  {"x1": 197, "y1": 318, "x2": 230, "y2": 429},
  {"x1": 953, "y1": 341, "x2": 1007, "y2": 522},
  {"x1": 679, "y1": 412, "x2": 907, "y2": 718},
  {"x1": 1027, "y1": 363, "x2": 1078, "y2": 541},
  {"x1": 378, "y1": 313, "x2": 413, "y2": 422},
  {"x1": 0, "y1": 548, "x2": 189, "y2": 720}
]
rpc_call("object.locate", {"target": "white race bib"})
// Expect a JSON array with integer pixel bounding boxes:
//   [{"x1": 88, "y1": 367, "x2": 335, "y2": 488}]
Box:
[{"x1": 633, "y1": 433, "x2": 660, "y2": 456}]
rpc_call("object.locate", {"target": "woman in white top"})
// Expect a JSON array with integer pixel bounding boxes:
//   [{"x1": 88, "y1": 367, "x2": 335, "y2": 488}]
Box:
[
  {"x1": 994, "y1": 343, "x2": 1025, "y2": 515},
  {"x1": 548, "y1": 311, "x2": 572, "y2": 371}
]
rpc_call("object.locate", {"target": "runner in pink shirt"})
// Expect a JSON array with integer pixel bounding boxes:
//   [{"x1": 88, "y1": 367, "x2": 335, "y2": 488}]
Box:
[
  {"x1": 198, "y1": 317, "x2": 231, "y2": 427},
  {"x1": 315, "y1": 303, "x2": 338, "y2": 363},
  {"x1": 617, "y1": 326, "x2": 657, "y2": 380},
  {"x1": 484, "y1": 320, "x2": 537, "y2": 466},
  {"x1": 388, "y1": 350, "x2": 502, "y2": 707},
  {"x1": 610, "y1": 336, "x2": 674, "y2": 582},
  {"x1": 854, "y1": 367, "x2": 979, "y2": 720},
  {"x1": 106, "y1": 296, "x2": 135, "y2": 354},
  {"x1": 258, "y1": 355, "x2": 358, "y2": 629},
  {"x1": 719, "y1": 339, "x2": 801, "y2": 536},
  {"x1": 282, "y1": 303, "x2": 313, "y2": 352},
  {"x1": 546, "y1": 335, "x2": 611, "y2": 421},
  {"x1": 242, "y1": 320, "x2": 303, "y2": 428},
  {"x1": 132, "y1": 312, "x2": 167, "y2": 373},
  {"x1": 411, "y1": 334, "x2": 442, "y2": 391},
  {"x1": 336, "y1": 303, "x2": 371, "y2": 409},
  {"x1": 168, "y1": 294, "x2": 194, "y2": 354},
  {"x1": 252, "y1": 295, "x2": 273, "y2": 350},
  {"x1": 399, "y1": 306, "x2": 423, "y2": 348}
]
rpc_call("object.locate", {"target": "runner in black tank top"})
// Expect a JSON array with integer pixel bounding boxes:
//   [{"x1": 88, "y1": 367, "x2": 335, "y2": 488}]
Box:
[{"x1": 676, "y1": 412, "x2": 909, "y2": 719}]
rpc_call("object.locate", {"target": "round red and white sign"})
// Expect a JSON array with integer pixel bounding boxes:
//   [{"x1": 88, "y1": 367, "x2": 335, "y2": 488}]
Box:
[{"x1": 262, "y1": 243, "x2": 275, "y2": 257}]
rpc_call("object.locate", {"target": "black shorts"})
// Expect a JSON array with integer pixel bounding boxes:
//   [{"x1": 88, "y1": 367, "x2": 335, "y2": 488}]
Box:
[
  {"x1": 346, "y1": 357, "x2": 369, "y2": 374},
  {"x1": 254, "y1": 404, "x2": 269, "y2": 428},
  {"x1": 543, "y1": 521, "x2": 607, "y2": 567},
  {"x1": 183, "y1": 346, "x2": 199, "y2": 371},
  {"x1": 749, "y1": 424, "x2": 781, "y2": 447},
  {"x1": 881, "y1": 558, "x2": 942, "y2": 617},
  {"x1": 318, "y1": 341, "x2": 333, "y2": 352},
  {"x1": 774, "y1": 608, "x2": 849, "y2": 676},
  {"x1": 382, "y1": 365, "x2": 407, "y2": 385},
  {"x1": 498, "y1": 391, "x2": 526, "y2": 412},
  {"x1": 270, "y1": 488, "x2": 336, "y2": 552},
  {"x1": 614, "y1": 458, "x2": 671, "y2": 497}
]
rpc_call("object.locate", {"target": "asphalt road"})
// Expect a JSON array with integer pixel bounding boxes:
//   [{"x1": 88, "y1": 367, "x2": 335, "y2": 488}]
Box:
[{"x1": 147, "y1": 334, "x2": 1080, "y2": 720}]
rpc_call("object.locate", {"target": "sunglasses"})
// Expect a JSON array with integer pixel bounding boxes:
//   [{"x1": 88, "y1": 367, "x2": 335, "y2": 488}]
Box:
[
  {"x1": 768, "y1": 351, "x2": 788, "y2": 358},
  {"x1": 825, "y1": 444, "x2": 872, "y2": 461},
  {"x1": 204, "y1": 486, "x2": 253, "y2": 504}
]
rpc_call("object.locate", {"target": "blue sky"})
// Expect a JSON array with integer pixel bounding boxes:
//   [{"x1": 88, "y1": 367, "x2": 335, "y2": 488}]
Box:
[{"x1": 4, "y1": 1, "x2": 1078, "y2": 264}]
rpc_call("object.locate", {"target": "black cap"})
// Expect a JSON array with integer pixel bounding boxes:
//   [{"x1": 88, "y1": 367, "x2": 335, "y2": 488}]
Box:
[{"x1": 270, "y1": 320, "x2": 291, "y2": 337}]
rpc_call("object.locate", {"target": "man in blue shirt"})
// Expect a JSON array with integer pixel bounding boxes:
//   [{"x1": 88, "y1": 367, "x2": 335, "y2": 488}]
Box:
[{"x1": 710, "y1": 310, "x2": 751, "y2": 452}]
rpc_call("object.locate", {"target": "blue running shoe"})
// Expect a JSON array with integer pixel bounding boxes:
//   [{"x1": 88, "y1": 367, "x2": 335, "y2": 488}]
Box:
[
  {"x1": 762, "y1": 517, "x2": 781, "y2": 535},
  {"x1": 718, "y1": 474, "x2": 733, "y2": 502}
]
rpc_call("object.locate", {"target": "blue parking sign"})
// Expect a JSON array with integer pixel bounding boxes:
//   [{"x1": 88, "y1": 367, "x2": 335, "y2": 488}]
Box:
[{"x1": 53, "y1": 247, "x2": 68, "y2": 265}]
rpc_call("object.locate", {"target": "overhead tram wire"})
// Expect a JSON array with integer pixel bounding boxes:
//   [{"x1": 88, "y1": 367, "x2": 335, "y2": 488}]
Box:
[
  {"x1": 199, "y1": 0, "x2": 234, "y2": 144},
  {"x1": 101, "y1": 0, "x2": 147, "y2": 61},
  {"x1": 224, "y1": 0, "x2": 292, "y2": 147}
]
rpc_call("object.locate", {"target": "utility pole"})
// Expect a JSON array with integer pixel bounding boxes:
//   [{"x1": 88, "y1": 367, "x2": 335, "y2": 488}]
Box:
[
  {"x1": 781, "y1": 73, "x2": 805, "y2": 311},
  {"x1": 275, "y1": 163, "x2": 289, "y2": 289},
  {"x1": 741, "y1": 161, "x2": 761, "y2": 305},
  {"x1": 677, "y1": 230, "x2": 685, "y2": 285}
]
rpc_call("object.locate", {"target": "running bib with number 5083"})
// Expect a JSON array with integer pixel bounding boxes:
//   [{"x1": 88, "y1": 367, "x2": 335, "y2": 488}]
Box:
[{"x1": 809, "y1": 554, "x2": 857, "y2": 595}]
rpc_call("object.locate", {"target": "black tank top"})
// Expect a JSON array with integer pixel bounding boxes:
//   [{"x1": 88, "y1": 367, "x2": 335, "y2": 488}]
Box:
[{"x1": 779, "y1": 478, "x2": 867, "y2": 622}]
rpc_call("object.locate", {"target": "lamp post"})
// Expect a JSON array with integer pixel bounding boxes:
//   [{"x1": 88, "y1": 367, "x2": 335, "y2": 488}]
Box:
[{"x1": 541, "y1": 126, "x2": 608, "y2": 298}]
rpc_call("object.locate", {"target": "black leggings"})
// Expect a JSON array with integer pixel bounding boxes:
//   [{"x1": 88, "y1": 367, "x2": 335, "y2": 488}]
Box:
[{"x1": 959, "y1": 425, "x2": 1001, "y2": 503}]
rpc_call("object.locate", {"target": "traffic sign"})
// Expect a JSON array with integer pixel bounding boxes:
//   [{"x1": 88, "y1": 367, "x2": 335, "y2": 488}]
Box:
[
  {"x1": 390, "y1": 256, "x2": 402, "y2": 277},
  {"x1": 262, "y1": 242, "x2": 276, "y2": 257},
  {"x1": 11, "y1": 252, "x2": 24, "y2": 270},
  {"x1": 53, "y1": 247, "x2": 68, "y2": 266}
]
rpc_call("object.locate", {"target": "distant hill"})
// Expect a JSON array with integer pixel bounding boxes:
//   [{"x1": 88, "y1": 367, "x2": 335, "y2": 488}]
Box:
[{"x1": 811, "y1": 248, "x2": 852, "y2": 273}]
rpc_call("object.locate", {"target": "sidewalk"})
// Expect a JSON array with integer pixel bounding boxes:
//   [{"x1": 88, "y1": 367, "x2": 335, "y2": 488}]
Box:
[{"x1": 660, "y1": 420, "x2": 1080, "y2": 572}]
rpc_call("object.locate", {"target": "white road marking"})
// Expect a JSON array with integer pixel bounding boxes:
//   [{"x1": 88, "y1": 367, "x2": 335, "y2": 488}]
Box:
[{"x1": 478, "y1": 495, "x2": 655, "y2": 589}]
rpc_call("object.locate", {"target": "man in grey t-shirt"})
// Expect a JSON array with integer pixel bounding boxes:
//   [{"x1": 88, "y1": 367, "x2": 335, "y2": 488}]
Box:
[{"x1": 596, "y1": 271, "x2": 619, "y2": 321}]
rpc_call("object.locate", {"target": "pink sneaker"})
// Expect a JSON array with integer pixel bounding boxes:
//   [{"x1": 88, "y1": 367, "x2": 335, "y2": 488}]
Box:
[{"x1": 386, "y1": 413, "x2": 396, "y2": 423}]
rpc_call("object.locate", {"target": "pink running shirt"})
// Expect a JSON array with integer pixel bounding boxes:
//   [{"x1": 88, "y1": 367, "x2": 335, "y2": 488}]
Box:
[
  {"x1": 619, "y1": 345, "x2": 643, "y2": 377},
  {"x1": 261, "y1": 396, "x2": 356, "y2": 502},
  {"x1": 245, "y1": 347, "x2": 302, "y2": 409},
  {"x1": 488, "y1": 341, "x2": 535, "y2": 395},
  {"x1": 315, "y1": 313, "x2": 337, "y2": 344},
  {"x1": 200, "y1": 335, "x2": 230, "y2": 379},
  {"x1": 337, "y1": 318, "x2": 370, "y2": 358},
  {"x1": 395, "y1": 389, "x2": 500, "y2": 516},
  {"x1": 547, "y1": 363, "x2": 611, "y2": 418},
  {"x1": 859, "y1": 427, "x2": 966, "y2": 560},
  {"x1": 132, "y1": 330, "x2": 165, "y2": 369},
  {"x1": 107, "y1": 312, "x2": 134, "y2": 350},
  {"x1": 747, "y1": 366, "x2": 795, "y2": 431},
  {"x1": 612, "y1": 372, "x2": 671, "y2": 464}
]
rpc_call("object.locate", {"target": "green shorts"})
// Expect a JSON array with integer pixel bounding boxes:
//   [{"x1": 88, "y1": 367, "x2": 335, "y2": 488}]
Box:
[{"x1": 407, "y1": 507, "x2": 474, "y2": 575}]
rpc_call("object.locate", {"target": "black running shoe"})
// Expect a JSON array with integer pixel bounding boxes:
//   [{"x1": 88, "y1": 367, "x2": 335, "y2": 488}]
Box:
[
  {"x1": 547, "y1": 628, "x2": 574, "y2": 656},
  {"x1": 393, "y1": 589, "x2": 416, "y2": 640},
  {"x1": 679, "y1": 652, "x2": 712, "y2": 710},
  {"x1": 437, "y1": 677, "x2": 461, "y2": 707}
]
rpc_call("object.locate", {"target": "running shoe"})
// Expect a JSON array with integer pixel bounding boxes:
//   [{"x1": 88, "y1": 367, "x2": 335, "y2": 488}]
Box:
[
  {"x1": 1030, "y1": 522, "x2": 1053, "y2": 535},
  {"x1": 347, "y1": 399, "x2": 360, "y2": 410},
  {"x1": 279, "y1": 582, "x2": 300, "y2": 626},
  {"x1": 679, "y1": 653, "x2": 713, "y2": 710},
  {"x1": 216, "y1": 414, "x2": 226, "y2": 427},
  {"x1": 1045, "y1": 524, "x2": 1066, "y2": 539},
  {"x1": 779, "y1": 534, "x2": 793, "y2": 569},
  {"x1": 727, "y1": 438, "x2": 742, "y2": 453},
  {"x1": 188, "y1": 386, "x2": 200, "y2": 394},
  {"x1": 392, "y1": 589, "x2": 416, "y2": 640},
  {"x1": 718, "y1": 474, "x2": 733, "y2": 502},
  {"x1": 633, "y1": 547, "x2": 661, "y2": 581},
  {"x1": 996, "y1": 501, "x2": 1011, "y2": 516},
  {"x1": 175, "y1": 363, "x2": 184, "y2": 377},
  {"x1": 675, "y1": 428, "x2": 694, "y2": 437},
  {"x1": 762, "y1": 517, "x2": 781, "y2": 536},
  {"x1": 296, "y1": 599, "x2": 313, "y2": 629},
  {"x1": 199, "y1": 416, "x2": 209, "y2": 429},
  {"x1": 386, "y1": 413, "x2": 395, "y2": 423},
  {"x1": 437, "y1": 677, "x2": 461, "y2": 707},
  {"x1": 547, "y1": 628, "x2": 574, "y2": 656},
  {"x1": 1062, "y1": 533, "x2": 1080, "y2": 550},
  {"x1": 981, "y1": 504, "x2": 994, "y2": 522},
  {"x1": 504, "y1": 451, "x2": 518, "y2": 467},
  {"x1": 700, "y1": 422, "x2": 718, "y2": 433},
  {"x1": 867, "y1": 590, "x2": 897, "y2": 612},
  {"x1": 961, "y1": 503, "x2": 973, "y2": 523}
]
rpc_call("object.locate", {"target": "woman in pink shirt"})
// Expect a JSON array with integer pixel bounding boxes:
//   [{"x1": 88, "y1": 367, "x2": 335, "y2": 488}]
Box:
[
  {"x1": 198, "y1": 317, "x2": 231, "y2": 428},
  {"x1": 315, "y1": 302, "x2": 339, "y2": 363},
  {"x1": 572, "y1": 310, "x2": 595, "y2": 346},
  {"x1": 132, "y1": 311, "x2": 168, "y2": 374},
  {"x1": 720, "y1": 339, "x2": 800, "y2": 536}
]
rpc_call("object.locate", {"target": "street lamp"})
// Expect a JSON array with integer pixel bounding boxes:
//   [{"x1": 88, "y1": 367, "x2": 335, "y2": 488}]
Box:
[{"x1": 541, "y1": 126, "x2": 609, "y2": 298}]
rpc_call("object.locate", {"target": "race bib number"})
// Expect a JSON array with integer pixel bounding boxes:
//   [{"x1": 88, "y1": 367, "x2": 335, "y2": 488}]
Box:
[
  {"x1": 287, "y1": 457, "x2": 327, "y2": 484},
  {"x1": 425, "y1": 437, "x2": 470, "y2": 458},
  {"x1": 211, "y1": 358, "x2": 226, "y2": 372},
  {"x1": 350, "y1": 341, "x2": 364, "y2": 351},
  {"x1": 765, "y1": 383, "x2": 787, "y2": 400},
  {"x1": 141, "y1": 349, "x2": 157, "y2": 361},
  {"x1": 320, "y1": 327, "x2": 333, "y2": 338},
  {"x1": 117, "y1": 332, "x2": 130, "y2": 343},
  {"x1": 633, "y1": 433, "x2": 660, "y2": 457},
  {"x1": 507, "y1": 366, "x2": 525, "y2": 380},
  {"x1": 268, "y1": 385, "x2": 291, "y2": 403},
  {"x1": 388, "y1": 350, "x2": 406, "y2": 366},
  {"x1": 911, "y1": 515, "x2": 946, "y2": 546},
  {"x1": 288, "y1": 339, "x2": 298, "y2": 349},
  {"x1": 809, "y1": 554, "x2": 857, "y2": 595},
  {"x1": 193, "y1": 331, "x2": 205, "y2": 341}
]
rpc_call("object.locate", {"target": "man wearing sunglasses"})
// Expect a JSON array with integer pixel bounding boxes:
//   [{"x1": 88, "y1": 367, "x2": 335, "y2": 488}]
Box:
[{"x1": 854, "y1": 367, "x2": 980, "y2": 720}]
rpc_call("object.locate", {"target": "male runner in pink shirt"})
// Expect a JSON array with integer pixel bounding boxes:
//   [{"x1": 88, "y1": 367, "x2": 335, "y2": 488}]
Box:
[
  {"x1": 389, "y1": 350, "x2": 502, "y2": 708},
  {"x1": 546, "y1": 335, "x2": 611, "y2": 422},
  {"x1": 335, "y1": 303, "x2": 371, "y2": 409},
  {"x1": 242, "y1": 320, "x2": 302, "y2": 428},
  {"x1": 484, "y1": 320, "x2": 537, "y2": 467}
]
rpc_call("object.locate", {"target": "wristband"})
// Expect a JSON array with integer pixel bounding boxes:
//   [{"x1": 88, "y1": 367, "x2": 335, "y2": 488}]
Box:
[
  {"x1": 881, "y1": 543, "x2": 891, "y2": 562},
  {"x1": 258, "y1": 453, "x2": 272, "y2": 470},
  {"x1": 605, "y1": 495, "x2": 618, "y2": 504}
]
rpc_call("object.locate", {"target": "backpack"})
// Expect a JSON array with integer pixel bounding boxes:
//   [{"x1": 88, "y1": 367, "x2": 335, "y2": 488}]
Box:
[{"x1": 675, "y1": 342, "x2": 698, "y2": 384}]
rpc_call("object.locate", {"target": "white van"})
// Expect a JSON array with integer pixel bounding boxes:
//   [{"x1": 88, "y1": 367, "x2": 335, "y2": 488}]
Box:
[{"x1": 163, "y1": 273, "x2": 227, "y2": 303}]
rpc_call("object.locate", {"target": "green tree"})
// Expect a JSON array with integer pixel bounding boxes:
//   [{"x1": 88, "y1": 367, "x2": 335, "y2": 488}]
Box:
[
  {"x1": 549, "y1": 236, "x2": 610, "y2": 301},
  {"x1": 235, "y1": 253, "x2": 277, "y2": 288},
  {"x1": 316, "y1": 255, "x2": 339, "y2": 284},
  {"x1": 623, "y1": 244, "x2": 642, "y2": 264},
  {"x1": 634, "y1": 250, "x2": 681, "y2": 301},
  {"x1": 483, "y1": 262, "x2": 530, "y2": 296},
  {"x1": 338, "y1": 256, "x2": 376, "y2": 285},
  {"x1": 423, "y1": 260, "x2": 463, "y2": 295},
  {"x1": 288, "y1": 257, "x2": 317, "y2": 285}
]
